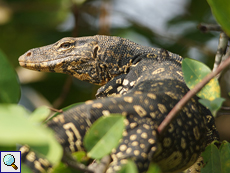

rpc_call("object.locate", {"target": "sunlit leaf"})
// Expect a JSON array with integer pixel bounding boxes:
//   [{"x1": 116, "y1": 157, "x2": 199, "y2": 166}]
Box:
[
  {"x1": 0, "y1": 104, "x2": 62, "y2": 164},
  {"x1": 84, "y1": 114, "x2": 125, "y2": 159},
  {"x1": 207, "y1": 0, "x2": 230, "y2": 37},
  {"x1": 46, "y1": 134, "x2": 63, "y2": 164},
  {"x1": 29, "y1": 106, "x2": 50, "y2": 122},
  {"x1": 0, "y1": 104, "x2": 47, "y2": 145},
  {"x1": 0, "y1": 50, "x2": 20, "y2": 103},
  {"x1": 182, "y1": 58, "x2": 220, "y2": 100}
]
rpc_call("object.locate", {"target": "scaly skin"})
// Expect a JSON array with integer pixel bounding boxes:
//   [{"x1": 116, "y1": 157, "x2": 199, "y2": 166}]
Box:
[{"x1": 18, "y1": 35, "x2": 219, "y2": 173}]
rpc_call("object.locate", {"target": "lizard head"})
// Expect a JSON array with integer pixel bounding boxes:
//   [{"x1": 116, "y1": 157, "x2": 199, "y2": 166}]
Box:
[
  {"x1": 19, "y1": 35, "x2": 150, "y2": 85},
  {"x1": 18, "y1": 36, "x2": 109, "y2": 85}
]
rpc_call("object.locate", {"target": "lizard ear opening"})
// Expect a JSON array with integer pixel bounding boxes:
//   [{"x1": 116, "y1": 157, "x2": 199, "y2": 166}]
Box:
[
  {"x1": 132, "y1": 56, "x2": 142, "y2": 64},
  {"x1": 93, "y1": 46, "x2": 98, "y2": 58}
]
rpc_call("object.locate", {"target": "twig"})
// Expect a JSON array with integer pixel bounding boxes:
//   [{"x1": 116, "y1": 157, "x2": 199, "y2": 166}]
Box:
[
  {"x1": 198, "y1": 23, "x2": 223, "y2": 33},
  {"x1": 221, "y1": 106, "x2": 230, "y2": 110},
  {"x1": 48, "y1": 107, "x2": 63, "y2": 113},
  {"x1": 213, "y1": 32, "x2": 228, "y2": 73},
  {"x1": 158, "y1": 49, "x2": 230, "y2": 134}
]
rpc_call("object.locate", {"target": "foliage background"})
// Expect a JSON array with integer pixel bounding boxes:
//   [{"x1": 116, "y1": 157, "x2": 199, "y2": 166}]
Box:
[{"x1": 0, "y1": 0, "x2": 229, "y2": 144}]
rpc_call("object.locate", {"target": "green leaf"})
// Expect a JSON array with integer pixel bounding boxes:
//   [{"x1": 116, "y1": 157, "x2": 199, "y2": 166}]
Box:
[
  {"x1": 201, "y1": 141, "x2": 230, "y2": 173},
  {"x1": 21, "y1": 163, "x2": 33, "y2": 173},
  {"x1": 0, "y1": 104, "x2": 48, "y2": 145},
  {"x1": 118, "y1": 160, "x2": 138, "y2": 173},
  {"x1": 37, "y1": 133, "x2": 62, "y2": 165},
  {"x1": 182, "y1": 58, "x2": 220, "y2": 100},
  {"x1": 84, "y1": 114, "x2": 125, "y2": 159},
  {"x1": 0, "y1": 146, "x2": 16, "y2": 151},
  {"x1": 53, "y1": 162, "x2": 80, "y2": 173},
  {"x1": 146, "y1": 163, "x2": 161, "y2": 173},
  {"x1": 199, "y1": 98, "x2": 225, "y2": 116},
  {"x1": 72, "y1": 0, "x2": 87, "y2": 6},
  {"x1": 47, "y1": 136, "x2": 63, "y2": 164},
  {"x1": 53, "y1": 151, "x2": 88, "y2": 173},
  {"x1": 219, "y1": 141, "x2": 230, "y2": 173},
  {"x1": 201, "y1": 142, "x2": 221, "y2": 173},
  {"x1": 29, "y1": 106, "x2": 50, "y2": 122},
  {"x1": 72, "y1": 151, "x2": 89, "y2": 163},
  {"x1": 207, "y1": 0, "x2": 230, "y2": 37},
  {"x1": 0, "y1": 104, "x2": 62, "y2": 164},
  {"x1": 0, "y1": 50, "x2": 20, "y2": 103}
]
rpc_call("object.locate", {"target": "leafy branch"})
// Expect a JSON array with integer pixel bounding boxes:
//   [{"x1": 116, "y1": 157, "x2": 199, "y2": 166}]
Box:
[{"x1": 158, "y1": 39, "x2": 230, "y2": 134}]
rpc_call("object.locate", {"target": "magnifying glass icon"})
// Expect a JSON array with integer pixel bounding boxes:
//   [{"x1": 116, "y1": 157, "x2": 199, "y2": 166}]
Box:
[{"x1": 3, "y1": 154, "x2": 18, "y2": 170}]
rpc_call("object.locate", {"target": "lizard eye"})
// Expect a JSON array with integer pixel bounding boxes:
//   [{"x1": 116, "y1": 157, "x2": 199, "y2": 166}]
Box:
[{"x1": 60, "y1": 42, "x2": 71, "y2": 49}]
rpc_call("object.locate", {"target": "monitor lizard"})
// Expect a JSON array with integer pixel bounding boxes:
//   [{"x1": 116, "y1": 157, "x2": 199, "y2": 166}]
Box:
[{"x1": 18, "y1": 35, "x2": 219, "y2": 173}]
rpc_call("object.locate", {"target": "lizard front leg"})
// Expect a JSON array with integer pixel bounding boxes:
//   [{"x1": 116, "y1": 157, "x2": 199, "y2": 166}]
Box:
[{"x1": 107, "y1": 123, "x2": 158, "y2": 173}]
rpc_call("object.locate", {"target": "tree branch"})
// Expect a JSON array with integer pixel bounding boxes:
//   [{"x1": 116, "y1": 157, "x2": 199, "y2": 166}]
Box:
[
  {"x1": 213, "y1": 32, "x2": 228, "y2": 73},
  {"x1": 158, "y1": 49, "x2": 230, "y2": 134},
  {"x1": 198, "y1": 23, "x2": 223, "y2": 32},
  {"x1": 98, "y1": 0, "x2": 111, "y2": 35},
  {"x1": 52, "y1": 76, "x2": 72, "y2": 108}
]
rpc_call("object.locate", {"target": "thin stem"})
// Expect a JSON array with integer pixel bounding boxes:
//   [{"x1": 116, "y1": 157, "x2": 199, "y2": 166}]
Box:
[{"x1": 49, "y1": 107, "x2": 63, "y2": 113}]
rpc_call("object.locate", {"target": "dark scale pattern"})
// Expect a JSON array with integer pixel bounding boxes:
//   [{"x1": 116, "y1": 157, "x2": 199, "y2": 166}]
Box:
[{"x1": 18, "y1": 35, "x2": 219, "y2": 173}]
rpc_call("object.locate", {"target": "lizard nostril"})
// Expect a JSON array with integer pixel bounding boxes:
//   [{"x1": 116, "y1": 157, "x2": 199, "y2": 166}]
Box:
[{"x1": 26, "y1": 52, "x2": 32, "y2": 56}]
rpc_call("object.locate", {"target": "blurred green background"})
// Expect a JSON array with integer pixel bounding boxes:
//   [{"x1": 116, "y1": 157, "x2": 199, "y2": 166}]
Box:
[{"x1": 0, "y1": 0, "x2": 220, "y2": 112}]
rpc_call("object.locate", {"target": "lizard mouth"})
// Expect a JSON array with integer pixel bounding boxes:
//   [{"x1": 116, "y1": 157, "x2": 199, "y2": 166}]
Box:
[{"x1": 18, "y1": 54, "x2": 82, "y2": 73}]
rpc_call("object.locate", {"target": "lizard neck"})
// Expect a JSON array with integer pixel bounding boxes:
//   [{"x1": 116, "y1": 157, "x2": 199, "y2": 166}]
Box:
[
  {"x1": 95, "y1": 35, "x2": 182, "y2": 85},
  {"x1": 95, "y1": 35, "x2": 159, "y2": 82}
]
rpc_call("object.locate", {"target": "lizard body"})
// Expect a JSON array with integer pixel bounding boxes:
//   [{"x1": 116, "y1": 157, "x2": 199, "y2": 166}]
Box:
[{"x1": 18, "y1": 35, "x2": 219, "y2": 173}]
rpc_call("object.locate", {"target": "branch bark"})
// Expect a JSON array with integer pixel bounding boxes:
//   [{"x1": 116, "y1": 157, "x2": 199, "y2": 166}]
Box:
[
  {"x1": 198, "y1": 23, "x2": 223, "y2": 32},
  {"x1": 213, "y1": 32, "x2": 228, "y2": 73}
]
